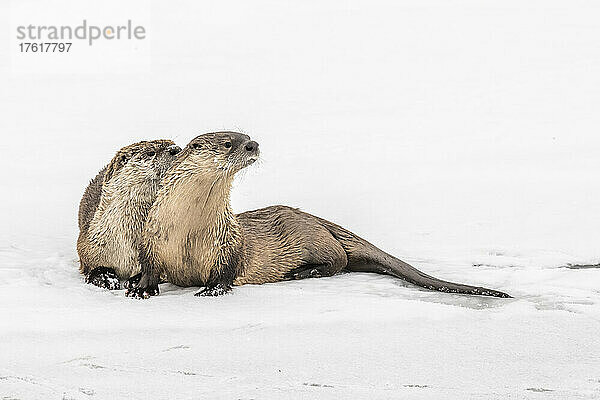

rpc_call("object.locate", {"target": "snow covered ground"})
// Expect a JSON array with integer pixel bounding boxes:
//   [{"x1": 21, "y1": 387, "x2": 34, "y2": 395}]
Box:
[{"x1": 1, "y1": 0, "x2": 600, "y2": 398}]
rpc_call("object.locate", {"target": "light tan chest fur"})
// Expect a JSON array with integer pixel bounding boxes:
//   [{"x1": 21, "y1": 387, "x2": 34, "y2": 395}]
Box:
[{"x1": 144, "y1": 172, "x2": 240, "y2": 287}]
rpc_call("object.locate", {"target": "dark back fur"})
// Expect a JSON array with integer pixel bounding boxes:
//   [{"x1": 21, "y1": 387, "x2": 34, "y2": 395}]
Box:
[{"x1": 78, "y1": 166, "x2": 107, "y2": 232}]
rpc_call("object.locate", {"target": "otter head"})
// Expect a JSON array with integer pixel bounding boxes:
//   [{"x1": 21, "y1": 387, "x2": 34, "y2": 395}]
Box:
[
  {"x1": 104, "y1": 139, "x2": 182, "y2": 184},
  {"x1": 180, "y1": 131, "x2": 259, "y2": 177}
]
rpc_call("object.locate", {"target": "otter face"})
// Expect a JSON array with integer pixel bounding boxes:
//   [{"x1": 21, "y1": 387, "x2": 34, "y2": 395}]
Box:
[
  {"x1": 106, "y1": 139, "x2": 182, "y2": 184},
  {"x1": 127, "y1": 140, "x2": 182, "y2": 180},
  {"x1": 183, "y1": 131, "x2": 259, "y2": 175}
]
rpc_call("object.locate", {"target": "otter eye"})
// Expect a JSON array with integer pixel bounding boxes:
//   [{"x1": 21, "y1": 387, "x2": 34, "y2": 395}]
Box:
[
  {"x1": 192, "y1": 143, "x2": 201, "y2": 149},
  {"x1": 224, "y1": 142, "x2": 232, "y2": 149},
  {"x1": 147, "y1": 151, "x2": 155, "y2": 157}
]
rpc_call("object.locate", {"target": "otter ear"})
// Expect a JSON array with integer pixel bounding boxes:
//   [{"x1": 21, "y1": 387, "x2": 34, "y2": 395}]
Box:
[{"x1": 104, "y1": 150, "x2": 132, "y2": 183}]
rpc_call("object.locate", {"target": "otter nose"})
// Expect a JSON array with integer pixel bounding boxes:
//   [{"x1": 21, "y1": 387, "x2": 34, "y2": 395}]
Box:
[
  {"x1": 245, "y1": 141, "x2": 258, "y2": 153},
  {"x1": 169, "y1": 145, "x2": 182, "y2": 156}
]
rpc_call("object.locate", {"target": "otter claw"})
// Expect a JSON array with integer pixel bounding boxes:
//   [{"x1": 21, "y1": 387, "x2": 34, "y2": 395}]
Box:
[{"x1": 194, "y1": 284, "x2": 231, "y2": 297}]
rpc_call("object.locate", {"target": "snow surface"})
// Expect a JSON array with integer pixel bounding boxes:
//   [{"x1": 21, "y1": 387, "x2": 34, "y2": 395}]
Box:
[{"x1": 1, "y1": 0, "x2": 600, "y2": 398}]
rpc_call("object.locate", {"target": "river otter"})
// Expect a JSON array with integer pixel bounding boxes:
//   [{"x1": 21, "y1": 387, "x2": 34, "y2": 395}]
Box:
[
  {"x1": 77, "y1": 139, "x2": 181, "y2": 289},
  {"x1": 126, "y1": 132, "x2": 511, "y2": 299}
]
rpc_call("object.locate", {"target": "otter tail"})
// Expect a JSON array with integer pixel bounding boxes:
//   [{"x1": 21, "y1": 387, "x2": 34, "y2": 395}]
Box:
[{"x1": 318, "y1": 219, "x2": 511, "y2": 298}]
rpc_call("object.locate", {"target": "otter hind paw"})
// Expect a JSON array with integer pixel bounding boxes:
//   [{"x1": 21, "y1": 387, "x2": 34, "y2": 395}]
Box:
[
  {"x1": 125, "y1": 285, "x2": 159, "y2": 299},
  {"x1": 86, "y1": 267, "x2": 121, "y2": 290},
  {"x1": 283, "y1": 264, "x2": 328, "y2": 280},
  {"x1": 194, "y1": 284, "x2": 231, "y2": 297}
]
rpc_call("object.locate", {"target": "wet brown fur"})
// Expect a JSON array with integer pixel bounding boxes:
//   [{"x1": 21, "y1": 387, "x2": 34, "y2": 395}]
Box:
[
  {"x1": 132, "y1": 132, "x2": 510, "y2": 298},
  {"x1": 77, "y1": 140, "x2": 180, "y2": 280}
]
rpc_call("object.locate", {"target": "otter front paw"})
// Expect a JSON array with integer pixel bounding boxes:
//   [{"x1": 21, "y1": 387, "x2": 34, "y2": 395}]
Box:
[
  {"x1": 123, "y1": 273, "x2": 142, "y2": 290},
  {"x1": 125, "y1": 284, "x2": 159, "y2": 299},
  {"x1": 194, "y1": 284, "x2": 231, "y2": 297},
  {"x1": 86, "y1": 267, "x2": 121, "y2": 290}
]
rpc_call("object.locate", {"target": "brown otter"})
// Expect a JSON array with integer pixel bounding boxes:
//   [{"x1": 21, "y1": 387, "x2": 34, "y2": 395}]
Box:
[
  {"x1": 127, "y1": 132, "x2": 511, "y2": 299},
  {"x1": 77, "y1": 139, "x2": 181, "y2": 289}
]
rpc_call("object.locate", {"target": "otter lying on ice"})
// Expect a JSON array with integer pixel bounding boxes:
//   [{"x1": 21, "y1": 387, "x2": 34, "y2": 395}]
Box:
[{"x1": 126, "y1": 132, "x2": 510, "y2": 299}]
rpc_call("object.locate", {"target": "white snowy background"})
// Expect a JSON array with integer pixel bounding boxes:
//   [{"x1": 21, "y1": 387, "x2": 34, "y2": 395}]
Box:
[{"x1": 1, "y1": 0, "x2": 600, "y2": 398}]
